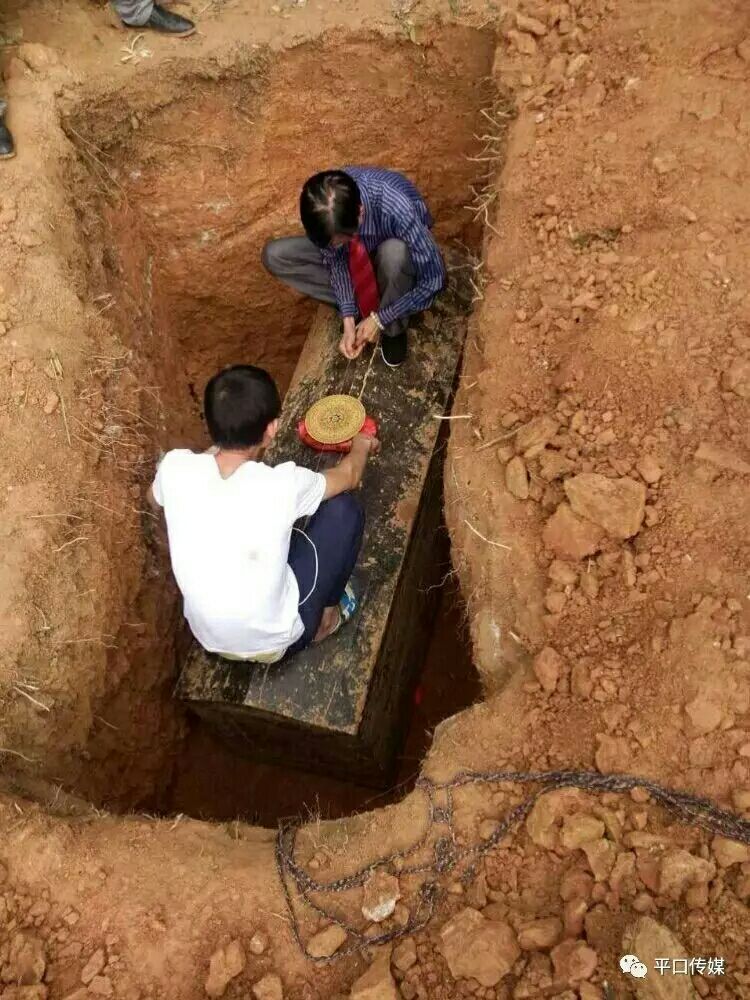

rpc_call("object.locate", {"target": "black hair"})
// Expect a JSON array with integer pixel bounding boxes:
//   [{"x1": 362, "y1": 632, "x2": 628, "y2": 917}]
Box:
[
  {"x1": 300, "y1": 170, "x2": 362, "y2": 249},
  {"x1": 203, "y1": 365, "x2": 281, "y2": 449}
]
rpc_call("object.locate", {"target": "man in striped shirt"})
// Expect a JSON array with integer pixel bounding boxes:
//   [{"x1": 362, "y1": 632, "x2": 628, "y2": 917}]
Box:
[{"x1": 262, "y1": 167, "x2": 445, "y2": 369}]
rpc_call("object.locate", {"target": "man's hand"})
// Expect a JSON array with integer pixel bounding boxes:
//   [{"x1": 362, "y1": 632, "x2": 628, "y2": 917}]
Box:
[
  {"x1": 351, "y1": 432, "x2": 381, "y2": 457},
  {"x1": 339, "y1": 316, "x2": 364, "y2": 360},
  {"x1": 355, "y1": 315, "x2": 381, "y2": 349},
  {"x1": 323, "y1": 432, "x2": 381, "y2": 499}
]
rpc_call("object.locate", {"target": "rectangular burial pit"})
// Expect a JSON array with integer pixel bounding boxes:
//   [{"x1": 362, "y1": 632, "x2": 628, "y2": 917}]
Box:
[{"x1": 175, "y1": 274, "x2": 471, "y2": 785}]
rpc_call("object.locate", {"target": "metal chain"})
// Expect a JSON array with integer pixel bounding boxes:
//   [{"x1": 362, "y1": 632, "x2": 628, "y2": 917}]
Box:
[{"x1": 275, "y1": 767, "x2": 750, "y2": 963}]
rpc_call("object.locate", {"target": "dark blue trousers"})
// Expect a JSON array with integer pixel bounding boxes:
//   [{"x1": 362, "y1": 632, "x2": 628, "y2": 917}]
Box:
[{"x1": 285, "y1": 492, "x2": 365, "y2": 656}]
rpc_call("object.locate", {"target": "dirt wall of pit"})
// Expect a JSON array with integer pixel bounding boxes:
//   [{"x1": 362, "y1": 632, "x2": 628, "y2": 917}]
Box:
[{"x1": 1, "y1": 22, "x2": 497, "y2": 812}]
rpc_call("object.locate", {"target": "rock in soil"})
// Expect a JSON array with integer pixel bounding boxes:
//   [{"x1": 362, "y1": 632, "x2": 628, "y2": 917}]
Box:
[
  {"x1": 361, "y1": 871, "x2": 401, "y2": 923},
  {"x1": 1, "y1": 988, "x2": 49, "y2": 1000},
  {"x1": 505, "y1": 455, "x2": 530, "y2": 499},
  {"x1": 391, "y1": 938, "x2": 417, "y2": 973},
  {"x1": 516, "y1": 414, "x2": 559, "y2": 456},
  {"x1": 564, "y1": 473, "x2": 646, "y2": 539},
  {"x1": 543, "y1": 503, "x2": 605, "y2": 559},
  {"x1": 7, "y1": 934, "x2": 46, "y2": 986},
  {"x1": 658, "y1": 850, "x2": 715, "y2": 900},
  {"x1": 721, "y1": 357, "x2": 750, "y2": 397},
  {"x1": 80, "y1": 948, "x2": 105, "y2": 985},
  {"x1": 248, "y1": 932, "x2": 268, "y2": 955},
  {"x1": 533, "y1": 646, "x2": 563, "y2": 692},
  {"x1": 306, "y1": 923, "x2": 348, "y2": 959},
  {"x1": 252, "y1": 973, "x2": 284, "y2": 1000},
  {"x1": 550, "y1": 939, "x2": 598, "y2": 981},
  {"x1": 439, "y1": 906, "x2": 520, "y2": 987},
  {"x1": 712, "y1": 835, "x2": 750, "y2": 867},
  {"x1": 204, "y1": 939, "x2": 246, "y2": 998},
  {"x1": 694, "y1": 441, "x2": 750, "y2": 475},
  {"x1": 518, "y1": 917, "x2": 563, "y2": 950},
  {"x1": 349, "y1": 952, "x2": 398, "y2": 1000},
  {"x1": 622, "y1": 917, "x2": 697, "y2": 998}
]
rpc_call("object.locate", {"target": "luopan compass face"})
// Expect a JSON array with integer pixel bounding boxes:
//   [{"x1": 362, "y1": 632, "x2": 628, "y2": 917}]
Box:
[{"x1": 304, "y1": 394, "x2": 367, "y2": 444}]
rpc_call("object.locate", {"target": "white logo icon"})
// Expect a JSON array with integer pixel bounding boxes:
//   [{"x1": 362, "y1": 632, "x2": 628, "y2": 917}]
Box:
[{"x1": 620, "y1": 954, "x2": 648, "y2": 978}]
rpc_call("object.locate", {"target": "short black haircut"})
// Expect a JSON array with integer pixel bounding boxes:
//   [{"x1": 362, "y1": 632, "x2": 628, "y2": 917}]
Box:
[
  {"x1": 203, "y1": 365, "x2": 281, "y2": 449},
  {"x1": 300, "y1": 170, "x2": 362, "y2": 249}
]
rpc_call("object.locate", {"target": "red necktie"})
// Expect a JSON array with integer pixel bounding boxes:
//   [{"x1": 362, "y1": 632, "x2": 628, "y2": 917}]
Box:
[{"x1": 348, "y1": 236, "x2": 380, "y2": 318}]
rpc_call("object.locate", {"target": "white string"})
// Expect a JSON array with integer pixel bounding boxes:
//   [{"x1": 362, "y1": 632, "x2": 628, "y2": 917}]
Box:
[{"x1": 292, "y1": 527, "x2": 319, "y2": 606}]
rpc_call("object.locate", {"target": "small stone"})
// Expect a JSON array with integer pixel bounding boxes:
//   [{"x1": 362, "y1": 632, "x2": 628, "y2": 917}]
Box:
[
  {"x1": 550, "y1": 939, "x2": 597, "y2": 981},
  {"x1": 545, "y1": 590, "x2": 567, "y2": 614},
  {"x1": 507, "y1": 29, "x2": 537, "y2": 55},
  {"x1": 526, "y1": 788, "x2": 589, "y2": 849},
  {"x1": 566, "y1": 53, "x2": 589, "y2": 77},
  {"x1": 685, "y1": 884, "x2": 709, "y2": 910},
  {"x1": 252, "y1": 973, "x2": 283, "y2": 1000},
  {"x1": 659, "y1": 850, "x2": 715, "y2": 899},
  {"x1": 543, "y1": 503, "x2": 604, "y2": 560},
  {"x1": 8, "y1": 934, "x2": 46, "y2": 986},
  {"x1": 652, "y1": 152, "x2": 678, "y2": 174},
  {"x1": 516, "y1": 414, "x2": 559, "y2": 455},
  {"x1": 362, "y1": 872, "x2": 401, "y2": 923},
  {"x1": 89, "y1": 978, "x2": 114, "y2": 998},
  {"x1": 582, "y1": 839, "x2": 617, "y2": 881},
  {"x1": 505, "y1": 456, "x2": 529, "y2": 499},
  {"x1": 248, "y1": 932, "x2": 268, "y2": 955},
  {"x1": 695, "y1": 442, "x2": 750, "y2": 475},
  {"x1": 205, "y1": 940, "x2": 246, "y2": 998},
  {"x1": 684, "y1": 697, "x2": 722, "y2": 735},
  {"x1": 350, "y1": 953, "x2": 398, "y2": 1000},
  {"x1": 307, "y1": 924, "x2": 348, "y2": 959},
  {"x1": 518, "y1": 917, "x2": 562, "y2": 951},
  {"x1": 533, "y1": 646, "x2": 563, "y2": 692},
  {"x1": 439, "y1": 908, "x2": 520, "y2": 987},
  {"x1": 516, "y1": 12, "x2": 547, "y2": 35},
  {"x1": 81, "y1": 949, "x2": 105, "y2": 985},
  {"x1": 678, "y1": 205, "x2": 698, "y2": 222},
  {"x1": 579, "y1": 985, "x2": 603, "y2": 1000},
  {"x1": 622, "y1": 918, "x2": 693, "y2": 998},
  {"x1": 479, "y1": 819, "x2": 499, "y2": 839},
  {"x1": 539, "y1": 449, "x2": 574, "y2": 481},
  {"x1": 561, "y1": 815, "x2": 606, "y2": 850},
  {"x1": 737, "y1": 37, "x2": 750, "y2": 61},
  {"x1": 391, "y1": 939, "x2": 417, "y2": 973},
  {"x1": 18, "y1": 42, "x2": 59, "y2": 71},
  {"x1": 721, "y1": 357, "x2": 750, "y2": 398},
  {"x1": 712, "y1": 835, "x2": 750, "y2": 867},
  {"x1": 579, "y1": 569, "x2": 599, "y2": 599},
  {"x1": 571, "y1": 661, "x2": 593, "y2": 697},
  {"x1": 564, "y1": 474, "x2": 646, "y2": 539},
  {"x1": 545, "y1": 53, "x2": 567, "y2": 84},
  {"x1": 582, "y1": 82, "x2": 606, "y2": 107},
  {"x1": 549, "y1": 560, "x2": 577, "y2": 586},
  {"x1": 563, "y1": 898, "x2": 588, "y2": 938},
  {"x1": 42, "y1": 391, "x2": 59, "y2": 415},
  {"x1": 636, "y1": 455, "x2": 662, "y2": 484}
]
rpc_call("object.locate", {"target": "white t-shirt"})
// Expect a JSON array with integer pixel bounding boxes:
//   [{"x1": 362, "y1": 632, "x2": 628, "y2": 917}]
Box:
[{"x1": 151, "y1": 449, "x2": 326, "y2": 658}]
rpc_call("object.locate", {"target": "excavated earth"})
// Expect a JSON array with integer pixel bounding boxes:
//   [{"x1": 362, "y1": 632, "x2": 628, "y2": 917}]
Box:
[{"x1": 1, "y1": 0, "x2": 749, "y2": 998}]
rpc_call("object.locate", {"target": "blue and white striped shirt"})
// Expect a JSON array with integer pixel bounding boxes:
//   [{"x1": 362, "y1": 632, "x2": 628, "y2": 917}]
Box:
[{"x1": 320, "y1": 166, "x2": 445, "y2": 327}]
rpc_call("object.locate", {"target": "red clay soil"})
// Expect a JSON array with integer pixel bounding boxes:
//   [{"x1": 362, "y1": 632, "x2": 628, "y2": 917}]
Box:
[{"x1": 0, "y1": 0, "x2": 749, "y2": 998}]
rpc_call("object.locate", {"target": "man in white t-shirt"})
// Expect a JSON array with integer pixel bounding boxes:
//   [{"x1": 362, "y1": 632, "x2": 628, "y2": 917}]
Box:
[{"x1": 148, "y1": 365, "x2": 380, "y2": 663}]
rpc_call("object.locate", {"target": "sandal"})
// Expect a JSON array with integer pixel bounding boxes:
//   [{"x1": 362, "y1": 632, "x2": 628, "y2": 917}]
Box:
[{"x1": 329, "y1": 582, "x2": 358, "y2": 637}]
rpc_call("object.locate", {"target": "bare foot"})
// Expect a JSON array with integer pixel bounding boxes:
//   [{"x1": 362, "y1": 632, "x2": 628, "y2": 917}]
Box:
[{"x1": 313, "y1": 606, "x2": 340, "y2": 644}]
